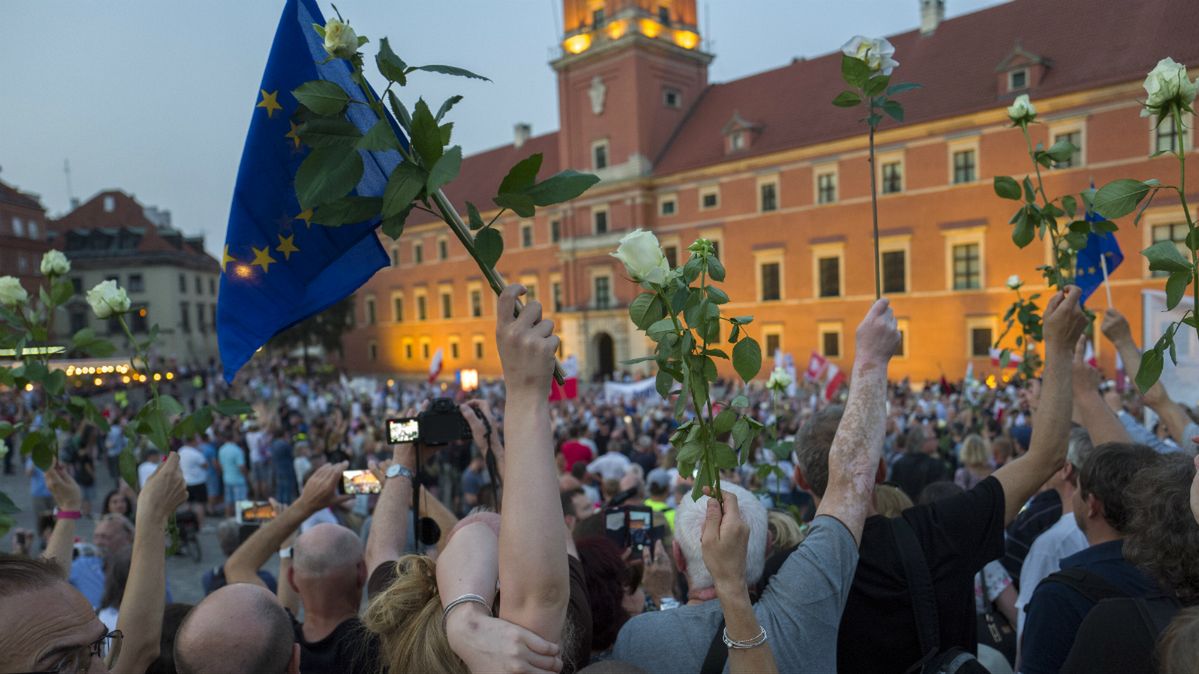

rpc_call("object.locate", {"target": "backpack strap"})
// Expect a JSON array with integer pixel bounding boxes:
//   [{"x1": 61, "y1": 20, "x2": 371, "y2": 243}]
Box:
[
  {"x1": 891, "y1": 517, "x2": 941, "y2": 672},
  {"x1": 700, "y1": 617, "x2": 728, "y2": 674},
  {"x1": 1039, "y1": 568, "x2": 1126, "y2": 604}
]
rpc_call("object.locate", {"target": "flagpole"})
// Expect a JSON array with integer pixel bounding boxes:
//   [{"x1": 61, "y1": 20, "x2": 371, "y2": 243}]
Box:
[{"x1": 1099, "y1": 252, "x2": 1113, "y2": 309}]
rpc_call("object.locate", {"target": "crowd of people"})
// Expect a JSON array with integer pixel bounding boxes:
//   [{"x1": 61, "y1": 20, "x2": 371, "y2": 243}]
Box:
[{"x1": 2, "y1": 284, "x2": 1199, "y2": 674}]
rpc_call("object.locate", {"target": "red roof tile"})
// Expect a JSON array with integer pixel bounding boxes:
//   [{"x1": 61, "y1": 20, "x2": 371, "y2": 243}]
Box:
[
  {"x1": 654, "y1": 0, "x2": 1199, "y2": 175},
  {"x1": 0, "y1": 179, "x2": 45, "y2": 212}
]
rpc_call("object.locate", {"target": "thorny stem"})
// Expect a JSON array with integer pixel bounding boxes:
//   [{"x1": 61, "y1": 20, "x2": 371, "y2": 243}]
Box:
[
  {"x1": 868, "y1": 121, "x2": 881, "y2": 300},
  {"x1": 1174, "y1": 105, "x2": 1199, "y2": 346},
  {"x1": 1021, "y1": 125, "x2": 1068, "y2": 289}
]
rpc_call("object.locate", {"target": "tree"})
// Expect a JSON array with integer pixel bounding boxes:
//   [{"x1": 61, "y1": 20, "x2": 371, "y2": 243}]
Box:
[{"x1": 269, "y1": 296, "x2": 355, "y2": 373}]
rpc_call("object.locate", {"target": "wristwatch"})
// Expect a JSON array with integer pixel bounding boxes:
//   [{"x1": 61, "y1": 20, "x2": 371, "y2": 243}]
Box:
[{"x1": 386, "y1": 463, "x2": 415, "y2": 481}]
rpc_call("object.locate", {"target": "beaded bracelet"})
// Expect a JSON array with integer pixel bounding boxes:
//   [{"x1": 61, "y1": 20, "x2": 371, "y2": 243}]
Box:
[
  {"x1": 722, "y1": 626, "x2": 768, "y2": 650},
  {"x1": 442, "y1": 593, "x2": 491, "y2": 629}
]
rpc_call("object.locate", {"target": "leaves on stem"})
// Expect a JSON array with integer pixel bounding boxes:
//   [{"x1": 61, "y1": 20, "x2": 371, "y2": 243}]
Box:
[
  {"x1": 408, "y1": 64, "x2": 490, "y2": 81},
  {"x1": 474, "y1": 228, "x2": 503, "y2": 268},
  {"x1": 295, "y1": 145, "x2": 364, "y2": 210},
  {"x1": 292, "y1": 81, "x2": 351, "y2": 116},
  {"x1": 1092, "y1": 179, "x2": 1154, "y2": 220},
  {"x1": 994, "y1": 176, "x2": 1022, "y2": 200},
  {"x1": 732, "y1": 337, "x2": 762, "y2": 383}
]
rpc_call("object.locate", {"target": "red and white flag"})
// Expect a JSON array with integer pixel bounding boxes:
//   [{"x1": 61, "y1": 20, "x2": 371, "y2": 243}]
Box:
[
  {"x1": 1084, "y1": 340, "x2": 1098, "y2": 369},
  {"x1": 428, "y1": 347, "x2": 444, "y2": 383},
  {"x1": 823, "y1": 362, "x2": 846, "y2": 401},
  {"x1": 989, "y1": 348, "x2": 1023, "y2": 369},
  {"x1": 549, "y1": 355, "x2": 579, "y2": 401},
  {"x1": 806, "y1": 352, "x2": 827, "y2": 381}
]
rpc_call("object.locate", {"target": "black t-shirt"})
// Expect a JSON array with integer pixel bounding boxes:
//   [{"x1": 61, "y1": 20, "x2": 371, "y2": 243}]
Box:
[
  {"x1": 837, "y1": 476, "x2": 1006, "y2": 673},
  {"x1": 290, "y1": 614, "x2": 380, "y2": 674},
  {"x1": 889, "y1": 452, "x2": 950, "y2": 501}
]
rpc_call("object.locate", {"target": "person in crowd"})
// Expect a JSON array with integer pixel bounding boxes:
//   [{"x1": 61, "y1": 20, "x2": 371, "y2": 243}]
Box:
[
  {"x1": 200, "y1": 430, "x2": 223, "y2": 516},
  {"x1": 890, "y1": 424, "x2": 951, "y2": 500},
  {"x1": 643, "y1": 473, "x2": 676, "y2": 532},
  {"x1": 177, "y1": 433, "x2": 209, "y2": 528},
  {"x1": 69, "y1": 421, "x2": 99, "y2": 516},
  {"x1": 576, "y1": 536, "x2": 641, "y2": 659},
  {"x1": 201, "y1": 519, "x2": 278, "y2": 595},
  {"x1": 70, "y1": 513, "x2": 135, "y2": 608},
  {"x1": 630, "y1": 435, "x2": 658, "y2": 476},
  {"x1": 26, "y1": 454, "x2": 54, "y2": 515},
  {"x1": 98, "y1": 546, "x2": 132, "y2": 632},
  {"x1": 460, "y1": 451, "x2": 490, "y2": 515},
  {"x1": 137, "y1": 447, "x2": 161, "y2": 488},
  {"x1": 562, "y1": 425, "x2": 595, "y2": 472},
  {"x1": 873, "y1": 483, "x2": 913, "y2": 517},
  {"x1": 1158, "y1": 606, "x2": 1199, "y2": 674},
  {"x1": 1020, "y1": 442, "x2": 1163, "y2": 673},
  {"x1": 218, "y1": 425, "x2": 249, "y2": 518},
  {"x1": 270, "y1": 423, "x2": 298, "y2": 504},
  {"x1": 614, "y1": 298, "x2": 901, "y2": 673},
  {"x1": 765, "y1": 509, "x2": 806, "y2": 551},
  {"x1": 588, "y1": 440, "x2": 633, "y2": 483},
  {"x1": 102, "y1": 488, "x2": 135, "y2": 520},
  {"x1": 954, "y1": 434, "x2": 992, "y2": 490},
  {"x1": 105, "y1": 410, "x2": 127, "y2": 481},
  {"x1": 793, "y1": 286, "x2": 1086, "y2": 673},
  {"x1": 175, "y1": 583, "x2": 300, "y2": 674}
]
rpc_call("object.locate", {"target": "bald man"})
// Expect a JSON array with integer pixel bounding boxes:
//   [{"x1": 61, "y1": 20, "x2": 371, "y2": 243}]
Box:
[{"x1": 175, "y1": 583, "x2": 298, "y2": 674}]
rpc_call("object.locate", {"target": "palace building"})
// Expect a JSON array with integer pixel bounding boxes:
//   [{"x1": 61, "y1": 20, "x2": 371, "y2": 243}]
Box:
[{"x1": 343, "y1": 0, "x2": 1199, "y2": 383}]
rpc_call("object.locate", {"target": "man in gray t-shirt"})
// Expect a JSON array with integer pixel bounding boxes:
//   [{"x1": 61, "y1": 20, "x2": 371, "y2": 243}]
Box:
[{"x1": 611, "y1": 298, "x2": 903, "y2": 673}]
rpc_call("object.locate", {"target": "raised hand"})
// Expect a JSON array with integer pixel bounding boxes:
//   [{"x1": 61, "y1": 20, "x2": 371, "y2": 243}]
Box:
[
  {"x1": 1072, "y1": 334, "x2": 1101, "y2": 396},
  {"x1": 140, "y1": 453, "x2": 188, "y2": 525},
  {"x1": 295, "y1": 461, "x2": 352, "y2": 515},
  {"x1": 854, "y1": 298, "x2": 901, "y2": 373},
  {"x1": 445, "y1": 604, "x2": 564, "y2": 674},
  {"x1": 44, "y1": 460, "x2": 82, "y2": 512},
  {"x1": 1042, "y1": 286, "x2": 1087, "y2": 353},
  {"x1": 496, "y1": 284, "x2": 559, "y2": 392},
  {"x1": 1100, "y1": 308, "x2": 1134, "y2": 346},
  {"x1": 700, "y1": 488, "x2": 749, "y2": 593}
]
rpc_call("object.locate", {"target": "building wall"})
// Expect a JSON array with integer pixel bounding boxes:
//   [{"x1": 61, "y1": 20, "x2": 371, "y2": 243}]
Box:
[{"x1": 0, "y1": 193, "x2": 50, "y2": 294}]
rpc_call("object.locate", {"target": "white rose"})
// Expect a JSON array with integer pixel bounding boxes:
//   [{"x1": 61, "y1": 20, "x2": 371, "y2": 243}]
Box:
[
  {"x1": 86, "y1": 280, "x2": 131, "y2": 319},
  {"x1": 766, "y1": 368, "x2": 793, "y2": 392},
  {"x1": 1006, "y1": 275, "x2": 1023, "y2": 290},
  {"x1": 841, "y1": 36, "x2": 899, "y2": 76},
  {"x1": 322, "y1": 19, "x2": 359, "y2": 60},
  {"x1": 611, "y1": 229, "x2": 670, "y2": 287},
  {"x1": 1141, "y1": 57, "x2": 1197, "y2": 118},
  {"x1": 40, "y1": 250, "x2": 70, "y2": 277},
  {"x1": 1007, "y1": 94, "x2": 1036, "y2": 125},
  {"x1": 0, "y1": 276, "x2": 28, "y2": 307}
]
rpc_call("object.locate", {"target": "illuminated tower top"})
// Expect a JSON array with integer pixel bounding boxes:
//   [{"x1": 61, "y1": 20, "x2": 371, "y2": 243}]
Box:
[{"x1": 558, "y1": 0, "x2": 705, "y2": 58}]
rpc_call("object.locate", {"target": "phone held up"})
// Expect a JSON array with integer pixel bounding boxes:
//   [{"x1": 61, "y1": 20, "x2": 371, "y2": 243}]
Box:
[
  {"x1": 339, "y1": 469, "x2": 382, "y2": 495},
  {"x1": 235, "y1": 500, "x2": 277, "y2": 526},
  {"x1": 604, "y1": 505, "x2": 664, "y2": 561}
]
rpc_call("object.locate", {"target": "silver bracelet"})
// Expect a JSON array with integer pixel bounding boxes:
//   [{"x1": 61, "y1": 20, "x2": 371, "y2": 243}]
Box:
[
  {"x1": 442, "y1": 593, "x2": 491, "y2": 629},
  {"x1": 722, "y1": 626, "x2": 768, "y2": 650}
]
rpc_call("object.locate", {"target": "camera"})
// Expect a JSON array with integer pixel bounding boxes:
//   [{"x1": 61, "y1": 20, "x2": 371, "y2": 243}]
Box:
[
  {"x1": 604, "y1": 505, "x2": 663, "y2": 560},
  {"x1": 387, "y1": 397, "x2": 473, "y2": 446}
]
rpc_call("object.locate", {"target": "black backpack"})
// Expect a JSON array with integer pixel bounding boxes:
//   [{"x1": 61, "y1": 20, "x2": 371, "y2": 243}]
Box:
[
  {"x1": 1035, "y1": 568, "x2": 1182, "y2": 674},
  {"x1": 892, "y1": 518, "x2": 990, "y2": 674}
]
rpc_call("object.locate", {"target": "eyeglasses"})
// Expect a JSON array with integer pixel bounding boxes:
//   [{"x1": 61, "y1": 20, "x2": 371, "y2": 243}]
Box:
[{"x1": 39, "y1": 629, "x2": 122, "y2": 674}]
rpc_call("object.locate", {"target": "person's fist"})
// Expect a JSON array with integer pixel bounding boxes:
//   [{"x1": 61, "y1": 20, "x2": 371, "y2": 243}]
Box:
[
  {"x1": 854, "y1": 298, "x2": 901, "y2": 371},
  {"x1": 1101, "y1": 308, "x2": 1133, "y2": 346},
  {"x1": 1071, "y1": 335, "x2": 1101, "y2": 395},
  {"x1": 1042, "y1": 286, "x2": 1088, "y2": 352},
  {"x1": 45, "y1": 460, "x2": 83, "y2": 511},
  {"x1": 700, "y1": 488, "x2": 749, "y2": 591},
  {"x1": 496, "y1": 285, "x2": 559, "y2": 390},
  {"x1": 140, "y1": 453, "x2": 187, "y2": 524}
]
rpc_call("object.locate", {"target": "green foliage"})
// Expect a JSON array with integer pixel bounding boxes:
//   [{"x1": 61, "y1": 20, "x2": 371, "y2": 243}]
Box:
[
  {"x1": 313, "y1": 196, "x2": 382, "y2": 227},
  {"x1": 833, "y1": 55, "x2": 919, "y2": 131},
  {"x1": 295, "y1": 145, "x2": 364, "y2": 210},
  {"x1": 474, "y1": 228, "x2": 503, "y2": 269},
  {"x1": 1093, "y1": 179, "x2": 1155, "y2": 220},
  {"x1": 297, "y1": 118, "x2": 362, "y2": 147},
  {"x1": 292, "y1": 81, "x2": 351, "y2": 115}
]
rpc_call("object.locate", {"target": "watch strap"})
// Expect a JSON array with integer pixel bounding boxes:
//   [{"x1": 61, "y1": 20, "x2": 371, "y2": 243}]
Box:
[
  {"x1": 54, "y1": 509, "x2": 82, "y2": 520},
  {"x1": 387, "y1": 464, "x2": 415, "y2": 481}
]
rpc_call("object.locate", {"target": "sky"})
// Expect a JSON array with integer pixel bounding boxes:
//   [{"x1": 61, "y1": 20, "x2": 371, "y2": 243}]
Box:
[{"x1": 0, "y1": 0, "x2": 1007, "y2": 255}]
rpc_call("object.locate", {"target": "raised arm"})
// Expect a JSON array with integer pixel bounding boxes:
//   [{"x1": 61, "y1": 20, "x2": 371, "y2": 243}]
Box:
[
  {"x1": 363, "y1": 441, "x2": 416, "y2": 578},
  {"x1": 114, "y1": 453, "x2": 187, "y2": 674},
  {"x1": 993, "y1": 286, "x2": 1087, "y2": 524},
  {"x1": 224, "y1": 461, "x2": 349, "y2": 587},
  {"x1": 41, "y1": 461, "x2": 82, "y2": 578},
  {"x1": 816, "y1": 298, "x2": 901, "y2": 543},
  {"x1": 495, "y1": 285, "x2": 569, "y2": 641},
  {"x1": 1070, "y1": 335, "x2": 1130, "y2": 446}
]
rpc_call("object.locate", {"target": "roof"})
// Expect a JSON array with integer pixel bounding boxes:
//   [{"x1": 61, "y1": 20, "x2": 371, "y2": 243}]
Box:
[
  {"x1": 653, "y1": 0, "x2": 1199, "y2": 175},
  {"x1": 0, "y1": 179, "x2": 45, "y2": 212}
]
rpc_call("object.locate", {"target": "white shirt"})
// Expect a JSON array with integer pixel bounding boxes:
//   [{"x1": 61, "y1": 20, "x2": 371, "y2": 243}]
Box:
[
  {"x1": 587, "y1": 452, "x2": 632, "y2": 481},
  {"x1": 1015, "y1": 511, "x2": 1088, "y2": 638},
  {"x1": 137, "y1": 461, "x2": 158, "y2": 489},
  {"x1": 177, "y1": 445, "x2": 208, "y2": 486}
]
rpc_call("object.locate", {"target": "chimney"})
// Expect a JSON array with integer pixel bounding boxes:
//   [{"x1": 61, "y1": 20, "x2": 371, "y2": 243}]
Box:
[
  {"x1": 69, "y1": 198, "x2": 80, "y2": 210},
  {"x1": 920, "y1": 0, "x2": 944, "y2": 35},
  {"x1": 514, "y1": 123, "x2": 532, "y2": 148}
]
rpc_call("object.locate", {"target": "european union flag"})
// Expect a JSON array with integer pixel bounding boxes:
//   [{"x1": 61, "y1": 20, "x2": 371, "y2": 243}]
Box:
[
  {"x1": 1076, "y1": 187, "x2": 1124, "y2": 306},
  {"x1": 218, "y1": 0, "x2": 401, "y2": 381}
]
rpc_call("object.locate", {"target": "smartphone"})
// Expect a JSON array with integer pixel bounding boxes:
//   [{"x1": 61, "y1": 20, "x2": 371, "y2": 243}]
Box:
[
  {"x1": 236, "y1": 500, "x2": 276, "y2": 525},
  {"x1": 387, "y1": 417, "x2": 419, "y2": 444},
  {"x1": 339, "y1": 469, "x2": 382, "y2": 495}
]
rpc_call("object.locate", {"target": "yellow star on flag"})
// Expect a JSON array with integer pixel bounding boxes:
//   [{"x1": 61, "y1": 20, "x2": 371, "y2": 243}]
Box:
[
  {"x1": 295, "y1": 208, "x2": 314, "y2": 228},
  {"x1": 221, "y1": 245, "x2": 236, "y2": 273},
  {"x1": 256, "y1": 89, "x2": 282, "y2": 118},
  {"x1": 286, "y1": 121, "x2": 301, "y2": 149},
  {"x1": 276, "y1": 233, "x2": 300, "y2": 260},
  {"x1": 251, "y1": 245, "x2": 277, "y2": 273}
]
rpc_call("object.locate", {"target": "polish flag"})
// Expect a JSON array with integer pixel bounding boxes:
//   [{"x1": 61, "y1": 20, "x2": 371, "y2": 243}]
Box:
[
  {"x1": 989, "y1": 348, "x2": 1023, "y2": 369},
  {"x1": 1084, "y1": 340, "x2": 1098, "y2": 369},
  {"x1": 428, "y1": 347, "x2": 444, "y2": 383},
  {"x1": 549, "y1": 355, "x2": 579, "y2": 401},
  {"x1": 806, "y1": 352, "x2": 828, "y2": 381},
  {"x1": 823, "y1": 362, "x2": 846, "y2": 401}
]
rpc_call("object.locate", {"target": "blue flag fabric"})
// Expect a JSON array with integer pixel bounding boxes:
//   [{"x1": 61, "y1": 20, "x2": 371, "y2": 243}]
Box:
[
  {"x1": 1076, "y1": 193, "x2": 1124, "y2": 306},
  {"x1": 218, "y1": 0, "x2": 401, "y2": 381}
]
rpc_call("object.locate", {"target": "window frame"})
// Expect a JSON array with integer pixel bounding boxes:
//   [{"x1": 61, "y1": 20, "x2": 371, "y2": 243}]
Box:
[
  {"x1": 592, "y1": 205, "x2": 609, "y2": 235},
  {"x1": 947, "y1": 138, "x2": 980, "y2": 185},
  {"x1": 468, "y1": 281, "x2": 484, "y2": 317},
  {"x1": 880, "y1": 235, "x2": 911, "y2": 295},
  {"x1": 698, "y1": 186, "x2": 720, "y2": 211},
  {"x1": 757, "y1": 177, "x2": 779, "y2": 213},
  {"x1": 762, "y1": 324, "x2": 783, "y2": 360},
  {"x1": 1008, "y1": 68, "x2": 1028, "y2": 92},
  {"x1": 437, "y1": 236, "x2": 449, "y2": 260},
  {"x1": 658, "y1": 194, "x2": 678, "y2": 217},
  {"x1": 966, "y1": 316, "x2": 997, "y2": 359},
  {"x1": 591, "y1": 270, "x2": 613, "y2": 310},
  {"x1": 520, "y1": 222, "x2": 534, "y2": 248},
  {"x1": 814, "y1": 166, "x2": 838, "y2": 205},
  {"x1": 592, "y1": 138, "x2": 610, "y2": 170},
  {"x1": 817, "y1": 321, "x2": 843, "y2": 359},
  {"x1": 473, "y1": 335, "x2": 485, "y2": 360},
  {"x1": 943, "y1": 228, "x2": 986, "y2": 291},
  {"x1": 811, "y1": 242, "x2": 845, "y2": 299},
  {"x1": 754, "y1": 248, "x2": 785, "y2": 302},
  {"x1": 391, "y1": 291, "x2": 404, "y2": 323},
  {"x1": 1050, "y1": 121, "x2": 1086, "y2": 169},
  {"x1": 439, "y1": 284, "x2": 454, "y2": 320},
  {"x1": 414, "y1": 288, "x2": 428, "y2": 321},
  {"x1": 663, "y1": 87, "x2": 681, "y2": 109},
  {"x1": 364, "y1": 295, "x2": 377, "y2": 326},
  {"x1": 1151, "y1": 111, "x2": 1193, "y2": 154},
  {"x1": 894, "y1": 318, "x2": 910, "y2": 360},
  {"x1": 879, "y1": 154, "x2": 904, "y2": 195}
]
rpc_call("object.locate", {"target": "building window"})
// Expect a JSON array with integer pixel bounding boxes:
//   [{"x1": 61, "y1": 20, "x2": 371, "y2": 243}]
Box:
[
  {"x1": 440, "y1": 291, "x2": 453, "y2": 319},
  {"x1": 700, "y1": 187, "x2": 719, "y2": 210},
  {"x1": 194, "y1": 275, "x2": 202, "y2": 294},
  {"x1": 180, "y1": 302, "x2": 191, "y2": 333},
  {"x1": 969, "y1": 324, "x2": 993, "y2": 358},
  {"x1": 764, "y1": 330, "x2": 782, "y2": 358},
  {"x1": 416, "y1": 294, "x2": 427, "y2": 321},
  {"x1": 390, "y1": 247, "x2": 399, "y2": 266},
  {"x1": 658, "y1": 5, "x2": 671, "y2": 23},
  {"x1": 759, "y1": 181, "x2": 778, "y2": 212},
  {"x1": 1155, "y1": 120, "x2": 1189, "y2": 154},
  {"x1": 1053, "y1": 130, "x2": 1082, "y2": 168},
  {"x1": 130, "y1": 306, "x2": 148, "y2": 334},
  {"x1": 178, "y1": 273, "x2": 186, "y2": 293},
  {"x1": 552, "y1": 281, "x2": 563, "y2": 312},
  {"x1": 952, "y1": 243, "x2": 981, "y2": 290},
  {"x1": 365, "y1": 296, "x2": 377, "y2": 325},
  {"x1": 369, "y1": 341, "x2": 378, "y2": 362},
  {"x1": 816, "y1": 171, "x2": 837, "y2": 204},
  {"x1": 27, "y1": 220, "x2": 38, "y2": 240},
  {"x1": 882, "y1": 250, "x2": 906, "y2": 293},
  {"x1": 209, "y1": 278, "x2": 216, "y2": 295},
  {"x1": 470, "y1": 288, "x2": 482, "y2": 317},
  {"x1": 550, "y1": 219, "x2": 561, "y2": 243},
  {"x1": 663, "y1": 87, "x2": 681, "y2": 108},
  {"x1": 450, "y1": 340, "x2": 460, "y2": 359},
  {"x1": 663, "y1": 246, "x2": 678, "y2": 268},
  {"x1": 71, "y1": 277, "x2": 83, "y2": 293},
  {"x1": 521, "y1": 223, "x2": 533, "y2": 248},
  {"x1": 759, "y1": 261, "x2": 781, "y2": 301},
  {"x1": 392, "y1": 295, "x2": 403, "y2": 322},
  {"x1": 523, "y1": 281, "x2": 538, "y2": 302},
  {"x1": 69, "y1": 309, "x2": 87, "y2": 334},
  {"x1": 474, "y1": 337, "x2": 485, "y2": 360},
  {"x1": 881, "y1": 161, "x2": 903, "y2": 194},
  {"x1": 438, "y1": 238, "x2": 448, "y2": 260},
  {"x1": 952, "y1": 149, "x2": 976, "y2": 184},
  {"x1": 729, "y1": 131, "x2": 746, "y2": 152},
  {"x1": 421, "y1": 342, "x2": 430, "y2": 359},
  {"x1": 128, "y1": 274, "x2": 144, "y2": 293},
  {"x1": 593, "y1": 140, "x2": 609, "y2": 170},
  {"x1": 11, "y1": 217, "x2": 23, "y2": 237},
  {"x1": 593, "y1": 207, "x2": 608, "y2": 235},
  {"x1": 592, "y1": 8, "x2": 605, "y2": 27},
  {"x1": 1008, "y1": 69, "x2": 1028, "y2": 91},
  {"x1": 404, "y1": 342, "x2": 413, "y2": 360},
  {"x1": 659, "y1": 197, "x2": 677, "y2": 216},
  {"x1": 594, "y1": 276, "x2": 611, "y2": 309},
  {"x1": 819, "y1": 324, "x2": 842, "y2": 358},
  {"x1": 818, "y1": 256, "x2": 841, "y2": 298},
  {"x1": 103, "y1": 196, "x2": 115, "y2": 212},
  {"x1": 414, "y1": 243, "x2": 423, "y2": 264},
  {"x1": 1151, "y1": 223, "x2": 1189, "y2": 278}
]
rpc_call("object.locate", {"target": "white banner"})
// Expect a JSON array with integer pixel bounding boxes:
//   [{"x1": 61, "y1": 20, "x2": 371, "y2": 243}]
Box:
[
  {"x1": 602, "y1": 378, "x2": 657, "y2": 402},
  {"x1": 1142, "y1": 290, "x2": 1199, "y2": 405}
]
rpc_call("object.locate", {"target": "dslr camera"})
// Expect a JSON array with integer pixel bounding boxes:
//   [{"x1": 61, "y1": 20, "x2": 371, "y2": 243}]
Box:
[{"x1": 387, "y1": 397, "x2": 473, "y2": 446}]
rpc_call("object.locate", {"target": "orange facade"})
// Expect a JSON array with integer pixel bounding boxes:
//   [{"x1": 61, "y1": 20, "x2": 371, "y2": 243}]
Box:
[{"x1": 343, "y1": 0, "x2": 1199, "y2": 384}]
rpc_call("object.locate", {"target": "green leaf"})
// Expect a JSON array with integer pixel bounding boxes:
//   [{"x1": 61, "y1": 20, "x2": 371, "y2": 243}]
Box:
[
  {"x1": 409, "y1": 64, "x2": 490, "y2": 81},
  {"x1": 1045, "y1": 139, "x2": 1077, "y2": 163},
  {"x1": 629, "y1": 293, "x2": 667, "y2": 329},
  {"x1": 0, "y1": 491, "x2": 18, "y2": 516},
  {"x1": 711, "y1": 442, "x2": 738, "y2": 469},
  {"x1": 435, "y1": 95, "x2": 463, "y2": 122},
  {"x1": 493, "y1": 192, "x2": 536, "y2": 218},
  {"x1": 864, "y1": 75, "x2": 890, "y2": 97},
  {"x1": 1137, "y1": 347, "x2": 1165, "y2": 392},
  {"x1": 1012, "y1": 208, "x2": 1034, "y2": 248},
  {"x1": 44, "y1": 370, "x2": 65, "y2": 396},
  {"x1": 0, "y1": 421, "x2": 12, "y2": 441},
  {"x1": 832, "y1": 90, "x2": 862, "y2": 107},
  {"x1": 729, "y1": 323, "x2": 741, "y2": 343},
  {"x1": 646, "y1": 318, "x2": 677, "y2": 341},
  {"x1": 313, "y1": 196, "x2": 382, "y2": 227},
  {"x1": 1062, "y1": 195, "x2": 1078, "y2": 218},
  {"x1": 214, "y1": 398, "x2": 253, "y2": 416},
  {"x1": 427, "y1": 146, "x2": 462, "y2": 193},
  {"x1": 526, "y1": 170, "x2": 601, "y2": 207},
  {"x1": 707, "y1": 256, "x2": 727, "y2": 283},
  {"x1": 381, "y1": 206, "x2": 411, "y2": 239},
  {"x1": 655, "y1": 369, "x2": 674, "y2": 398},
  {"x1": 297, "y1": 117, "x2": 362, "y2": 147},
  {"x1": 886, "y1": 82, "x2": 922, "y2": 96},
  {"x1": 50, "y1": 278, "x2": 73, "y2": 306},
  {"x1": 840, "y1": 54, "x2": 872, "y2": 89},
  {"x1": 292, "y1": 80, "x2": 351, "y2": 116},
  {"x1": 387, "y1": 90, "x2": 412, "y2": 127},
  {"x1": 382, "y1": 162, "x2": 427, "y2": 218},
  {"x1": 1092, "y1": 219, "x2": 1118, "y2": 234},
  {"x1": 714, "y1": 409, "x2": 737, "y2": 433},
  {"x1": 881, "y1": 100, "x2": 904, "y2": 122},
  {"x1": 376, "y1": 37, "x2": 408, "y2": 84},
  {"x1": 440, "y1": 122, "x2": 454, "y2": 146},
  {"x1": 1144, "y1": 240, "x2": 1194, "y2": 274},
  {"x1": 732, "y1": 337, "x2": 762, "y2": 383},
  {"x1": 357, "y1": 119, "x2": 401, "y2": 152},
  {"x1": 295, "y1": 145, "x2": 364, "y2": 210},
  {"x1": 993, "y1": 176, "x2": 1021, "y2": 200},
  {"x1": 498, "y1": 154, "x2": 543, "y2": 195},
  {"x1": 409, "y1": 98, "x2": 443, "y2": 166},
  {"x1": 1093, "y1": 179, "x2": 1153, "y2": 220},
  {"x1": 1022, "y1": 176, "x2": 1036, "y2": 203},
  {"x1": 466, "y1": 202, "x2": 485, "y2": 230},
  {"x1": 475, "y1": 228, "x2": 504, "y2": 268},
  {"x1": 119, "y1": 447, "x2": 138, "y2": 492},
  {"x1": 1166, "y1": 270, "x2": 1191, "y2": 310}
]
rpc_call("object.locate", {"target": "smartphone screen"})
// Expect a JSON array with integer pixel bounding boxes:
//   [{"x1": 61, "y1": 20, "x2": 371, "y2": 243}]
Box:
[
  {"x1": 341, "y1": 469, "x2": 382, "y2": 495},
  {"x1": 387, "y1": 418, "x2": 419, "y2": 444},
  {"x1": 236, "y1": 500, "x2": 276, "y2": 524},
  {"x1": 627, "y1": 509, "x2": 652, "y2": 530}
]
